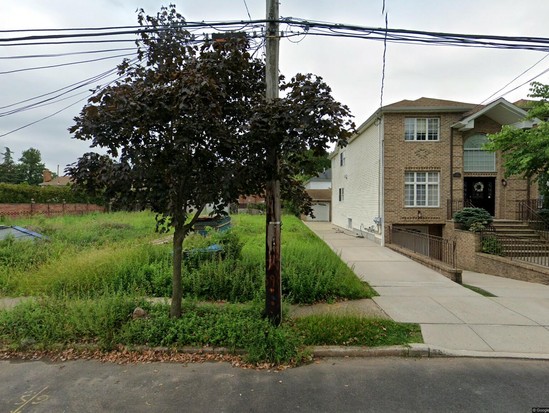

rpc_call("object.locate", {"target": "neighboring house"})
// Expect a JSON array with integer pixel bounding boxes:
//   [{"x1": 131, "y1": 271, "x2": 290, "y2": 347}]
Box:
[
  {"x1": 39, "y1": 169, "x2": 71, "y2": 186},
  {"x1": 331, "y1": 97, "x2": 538, "y2": 245},
  {"x1": 303, "y1": 169, "x2": 331, "y2": 222}
]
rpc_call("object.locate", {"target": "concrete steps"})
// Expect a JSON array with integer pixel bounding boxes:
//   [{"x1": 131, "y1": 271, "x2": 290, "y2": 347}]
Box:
[{"x1": 490, "y1": 220, "x2": 549, "y2": 256}]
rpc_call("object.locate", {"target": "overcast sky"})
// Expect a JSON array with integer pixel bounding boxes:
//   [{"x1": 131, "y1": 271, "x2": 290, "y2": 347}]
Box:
[{"x1": 2, "y1": 0, "x2": 549, "y2": 173}]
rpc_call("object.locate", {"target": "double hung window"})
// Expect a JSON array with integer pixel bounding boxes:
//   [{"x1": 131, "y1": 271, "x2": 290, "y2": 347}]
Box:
[
  {"x1": 405, "y1": 118, "x2": 439, "y2": 141},
  {"x1": 404, "y1": 171, "x2": 439, "y2": 207}
]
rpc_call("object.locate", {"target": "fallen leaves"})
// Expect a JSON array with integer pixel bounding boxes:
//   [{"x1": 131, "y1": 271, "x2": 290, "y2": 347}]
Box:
[{"x1": 0, "y1": 346, "x2": 292, "y2": 370}]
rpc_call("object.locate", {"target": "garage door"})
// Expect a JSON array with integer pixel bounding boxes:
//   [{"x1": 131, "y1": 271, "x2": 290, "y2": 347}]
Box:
[{"x1": 307, "y1": 202, "x2": 330, "y2": 222}]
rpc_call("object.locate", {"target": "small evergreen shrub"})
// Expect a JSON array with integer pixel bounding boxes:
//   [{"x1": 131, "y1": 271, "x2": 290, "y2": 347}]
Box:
[
  {"x1": 481, "y1": 236, "x2": 504, "y2": 256},
  {"x1": 453, "y1": 207, "x2": 493, "y2": 231}
]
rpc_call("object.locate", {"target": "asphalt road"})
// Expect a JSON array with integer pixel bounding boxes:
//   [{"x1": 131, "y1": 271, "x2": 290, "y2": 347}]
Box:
[{"x1": 1, "y1": 357, "x2": 548, "y2": 412}]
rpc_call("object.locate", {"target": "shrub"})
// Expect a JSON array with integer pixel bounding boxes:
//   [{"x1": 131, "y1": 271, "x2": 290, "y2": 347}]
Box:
[
  {"x1": 481, "y1": 236, "x2": 504, "y2": 256},
  {"x1": 453, "y1": 207, "x2": 493, "y2": 231},
  {"x1": 0, "y1": 183, "x2": 103, "y2": 204}
]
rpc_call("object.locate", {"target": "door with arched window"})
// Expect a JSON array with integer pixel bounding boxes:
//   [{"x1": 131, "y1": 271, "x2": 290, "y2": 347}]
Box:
[{"x1": 463, "y1": 134, "x2": 496, "y2": 216}]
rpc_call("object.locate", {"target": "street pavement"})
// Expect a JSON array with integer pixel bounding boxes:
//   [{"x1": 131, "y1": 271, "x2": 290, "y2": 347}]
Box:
[
  {"x1": 304, "y1": 221, "x2": 549, "y2": 359},
  {"x1": 2, "y1": 357, "x2": 548, "y2": 412}
]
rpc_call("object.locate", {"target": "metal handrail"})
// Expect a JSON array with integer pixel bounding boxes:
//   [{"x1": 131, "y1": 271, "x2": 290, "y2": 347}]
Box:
[{"x1": 390, "y1": 227, "x2": 457, "y2": 268}]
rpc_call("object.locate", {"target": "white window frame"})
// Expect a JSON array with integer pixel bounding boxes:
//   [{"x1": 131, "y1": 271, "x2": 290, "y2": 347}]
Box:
[
  {"x1": 405, "y1": 118, "x2": 440, "y2": 141},
  {"x1": 338, "y1": 187, "x2": 344, "y2": 202},
  {"x1": 404, "y1": 171, "x2": 440, "y2": 207}
]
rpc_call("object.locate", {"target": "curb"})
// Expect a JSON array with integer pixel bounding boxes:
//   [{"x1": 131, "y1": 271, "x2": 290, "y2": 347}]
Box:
[{"x1": 311, "y1": 343, "x2": 549, "y2": 361}]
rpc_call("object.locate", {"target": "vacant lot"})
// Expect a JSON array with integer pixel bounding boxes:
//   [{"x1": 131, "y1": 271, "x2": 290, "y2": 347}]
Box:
[{"x1": 0, "y1": 212, "x2": 420, "y2": 365}]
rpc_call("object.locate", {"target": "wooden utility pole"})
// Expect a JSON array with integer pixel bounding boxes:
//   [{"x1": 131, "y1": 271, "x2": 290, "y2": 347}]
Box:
[{"x1": 265, "y1": 0, "x2": 282, "y2": 325}]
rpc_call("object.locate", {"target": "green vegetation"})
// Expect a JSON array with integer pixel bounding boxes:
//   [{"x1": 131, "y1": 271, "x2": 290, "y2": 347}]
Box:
[
  {"x1": 0, "y1": 182, "x2": 103, "y2": 204},
  {"x1": 292, "y1": 314, "x2": 422, "y2": 347},
  {"x1": 481, "y1": 235, "x2": 504, "y2": 256},
  {"x1": 0, "y1": 212, "x2": 420, "y2": 365},
  {"x1": 1, "y1": 213, "x2": 373, "y2": 303},
  {"x1": 453, "y1": 207, "x2": 493, "y2": 231},
  {"x1": 462, "y1": 284, "x2": 497, "y2": 298}
]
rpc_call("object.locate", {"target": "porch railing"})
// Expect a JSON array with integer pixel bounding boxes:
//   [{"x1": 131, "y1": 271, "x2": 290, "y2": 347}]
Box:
[
  {"x1": 389, "y1": 227, "x2": 457, "y2": 268},
  {"x1": 480, "y1": 230, "x2": 549, "y2": 267},
  {"x1": 516, "y1": 199, "x2": 549, "y2": 240},
  {"x1": 447, "y1": 199, "x2": 474, "y2": 220}
]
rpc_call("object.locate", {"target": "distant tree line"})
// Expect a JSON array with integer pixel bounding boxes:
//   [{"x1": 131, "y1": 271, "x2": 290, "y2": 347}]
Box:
[{"x1": 0, "y1": 147, "x2": 46, "y2": 185}]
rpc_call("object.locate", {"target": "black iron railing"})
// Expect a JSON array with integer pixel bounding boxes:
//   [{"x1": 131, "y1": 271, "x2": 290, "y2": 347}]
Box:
[
  {"x1": 447, "y1": 199, "x2": 474, "y2": 220},
  {"x1": 480, "y1": 230, "x2": 549, "y2": 267},
  {"x1": 390, "y1": 227, "x2": 457, "y2": 268},
  {"x1": 516, "y1": 199, "x2": 549, "y2": 240}
]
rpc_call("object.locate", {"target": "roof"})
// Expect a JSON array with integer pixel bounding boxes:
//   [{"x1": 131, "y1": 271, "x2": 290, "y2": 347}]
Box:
[
  {"x1": 39, "y1": 176, "x2": 72, "y2": 186},
  {"x1": 348, "y1": 97, "x2": 478, "y2": 140},
  {"x1": 306, "y1": 189, "x2": 331, "y2": 201},
  {"x1": 382, "y1": 97, "x2": 477, "y2": 112},
  {"x1": 307, "y1": 169, "x2": 332, "y2": 182},
  {"x1": 452, "y1": 98, "x2": 534, "y2": 131}
]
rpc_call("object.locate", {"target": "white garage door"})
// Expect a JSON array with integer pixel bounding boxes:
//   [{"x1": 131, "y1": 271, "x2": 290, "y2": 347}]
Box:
[{"x1": 307, "y1": 202, "x2": 330, "y2": 222}]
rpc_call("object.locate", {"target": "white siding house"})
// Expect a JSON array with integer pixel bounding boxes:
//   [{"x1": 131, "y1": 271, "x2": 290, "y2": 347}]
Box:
[{"x1": 331, "y1": 115, "x2": 383, "y2": 242}]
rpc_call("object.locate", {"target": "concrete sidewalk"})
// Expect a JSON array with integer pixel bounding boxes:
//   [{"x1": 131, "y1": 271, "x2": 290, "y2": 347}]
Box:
[{"x1": 305, "y1": 221, "x2": 549, "y2": 358}]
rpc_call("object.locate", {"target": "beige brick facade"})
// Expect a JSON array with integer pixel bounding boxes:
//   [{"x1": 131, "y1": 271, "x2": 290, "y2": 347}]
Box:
[{"x1": 332, "y1": 97, "x2": 538, "y2": 244}]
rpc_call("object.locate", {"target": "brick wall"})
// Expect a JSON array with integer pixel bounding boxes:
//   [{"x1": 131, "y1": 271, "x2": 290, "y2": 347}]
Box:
[
  {"x1": 384, "y1": 112, "x2": 536, "y2": 235},
  {"x1": 383, "y1": 111, "x2": 464, "y2": 234},
  {"x1": 0, "y1": 203, "x2": 105, "y2": 218},
  {"x1": 447, "y1": 224, "x2": 549, "y2": 284}
]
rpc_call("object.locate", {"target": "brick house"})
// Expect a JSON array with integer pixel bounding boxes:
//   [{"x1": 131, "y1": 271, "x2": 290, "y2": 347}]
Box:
[{"x1": 331, "y1": 97, "x2": 538, "y2": 245}]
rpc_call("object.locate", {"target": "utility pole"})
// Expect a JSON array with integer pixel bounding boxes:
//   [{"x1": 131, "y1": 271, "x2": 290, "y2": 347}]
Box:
[{"x1": 265, "y1": 0, "x2": 281, "y2": 326}]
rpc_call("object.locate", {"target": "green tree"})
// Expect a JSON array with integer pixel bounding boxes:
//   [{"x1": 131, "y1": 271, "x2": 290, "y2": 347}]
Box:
[
  {"x1": 486, "y1": 82, "x2": 549, "y2": 204},
  {"x1": 18, "y1": 148, "x2": 45, "y2": 185},
  {"x1": 67, "y1": 5, "x2": 353, "y2": 318},
  {"x1": 0, "y1": 147, "x2": 19, "y2": 184}
]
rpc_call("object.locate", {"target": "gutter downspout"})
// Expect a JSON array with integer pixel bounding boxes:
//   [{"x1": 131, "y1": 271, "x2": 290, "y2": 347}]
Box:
[
  {"x1": 379, "y1": 112, "x2": 385, "y2": 246},
  {"x1": 450, "y1": 127, "x2": 454, "y2": 220}
]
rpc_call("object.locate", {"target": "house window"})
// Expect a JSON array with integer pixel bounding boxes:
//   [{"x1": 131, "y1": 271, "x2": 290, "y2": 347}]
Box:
[
  {"x1": 405, "y1": 118, "x2": 439, "y2": 141},
  {"x1": 464, "y1": 134, "x2": 495, "y2": 172},
  {"x1": 339, "y1": 151, "x2": 346, "y2": 166},
  {"x1": 338, "y1": 188, "x2": 344, "y2": 202},
  {"x1": 405, "y1": 171, "x2": 439, "y2": 207}
]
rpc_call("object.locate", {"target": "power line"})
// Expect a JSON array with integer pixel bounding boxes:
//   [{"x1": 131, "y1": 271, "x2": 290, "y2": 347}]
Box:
[
  {"x1": 0, "y1": 52, "x2": 135, "y2": 75},
  {"x1": 0, "y1": 47, "x2": 137, "y2": 60},
  {"x1": 0, "y1": 60, "x2": 140, "y2": 138},
  {"x1": 2, "y1": 19, "x2": 549, "y2": 52},
  {"x1": 480, "y1": 54, "x2": 549, "y2": 105}
]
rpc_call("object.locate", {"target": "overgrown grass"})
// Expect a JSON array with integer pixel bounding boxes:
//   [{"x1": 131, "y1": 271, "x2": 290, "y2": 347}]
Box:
[
  {"x1": 292, "y1": 314, "x2": 422, "y2": 347},
  {"x1": 0, "y1": 297, "x2": 308, "y2": 364},
  {"x1": 0, "y1": 212, "x2": 422, "y2": 365},
  {"x1": 1, "y1": 213, "x2": 373, "y2": 304},
  {"x1": 0, "y1": 297, "x2": 422, "y2": 364}
]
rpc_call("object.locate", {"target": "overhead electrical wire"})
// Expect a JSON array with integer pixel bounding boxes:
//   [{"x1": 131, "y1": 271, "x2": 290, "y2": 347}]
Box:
[
  {"x1": 2, "y1": 17, "x2": 549, "y2": 139},
  {"x1": 0, "y1": 47, "x2": 137, "y2": 60},
  {"x1": 0, "y1": 52, "x2": 136, "y2": 74},
  {"x1": 2, "y1": 19, "x2": 549, "y2": 52}
]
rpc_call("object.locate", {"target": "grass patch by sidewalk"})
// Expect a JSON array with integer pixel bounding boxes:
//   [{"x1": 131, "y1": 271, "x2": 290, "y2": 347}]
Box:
[
  {"x1": 0, "y1": 298, "x2": 422, "y2": 365},
  {"x1": 292, "y1": 314, "x2": 422, "y2": 347},
  {"x1": 463, "y1": 284, "x2": 497, "y2": 297}
]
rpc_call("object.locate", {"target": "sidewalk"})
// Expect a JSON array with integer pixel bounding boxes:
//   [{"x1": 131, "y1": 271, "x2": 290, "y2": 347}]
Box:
[{"x1": 304, "y1": 221, "x2": 549, "y2": 358}]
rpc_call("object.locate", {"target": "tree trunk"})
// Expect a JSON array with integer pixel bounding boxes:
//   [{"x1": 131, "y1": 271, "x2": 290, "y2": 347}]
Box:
[{"x1": 170, "y1": 222, "x2": 186, "y2": 318}]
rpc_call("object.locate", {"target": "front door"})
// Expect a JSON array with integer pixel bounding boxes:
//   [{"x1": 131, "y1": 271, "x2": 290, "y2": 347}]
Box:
[{"x1": 464, "y1": 177, "x2": 495, "y2": 216}]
